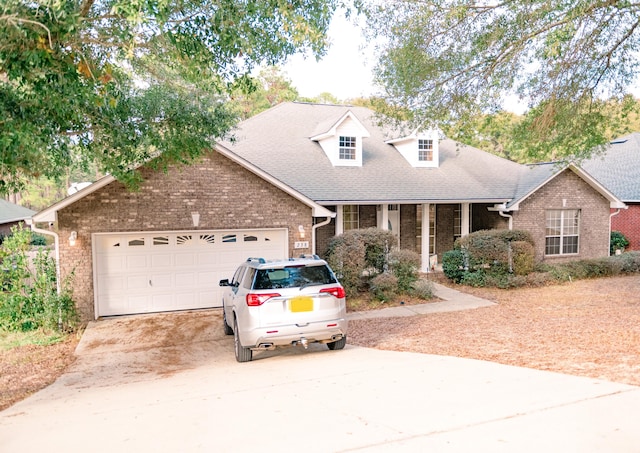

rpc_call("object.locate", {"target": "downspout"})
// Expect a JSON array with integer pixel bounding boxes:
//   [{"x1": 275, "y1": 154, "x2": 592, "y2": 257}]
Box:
[
  {"x1": 25, "y1": 218, "x2": 61, "y2": 295},
  {"x1": 498, "y1": 210, "x2": 513, "y2": 230},
  {"x1": 312, "y1": 216, "x2": 333, "y2": 255},
  {"x1": 609, "y1": 208, "x2": 623, "y2": 255}
]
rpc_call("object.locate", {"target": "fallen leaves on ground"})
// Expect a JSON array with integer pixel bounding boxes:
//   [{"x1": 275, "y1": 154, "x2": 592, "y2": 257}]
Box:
[
  {"x1": 349, "y1": 274, "x2": 640, "y2": 386},
  {"x1": 0, "y1": 336, "x2": 79, "y2": 411}
]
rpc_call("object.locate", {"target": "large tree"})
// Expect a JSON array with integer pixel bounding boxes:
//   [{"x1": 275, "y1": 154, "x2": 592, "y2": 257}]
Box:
[
  {"x1": 1, "y1": 0, "x2": 342, "y2": 194},
  {"x1": 366, "y1": 1, "x2": 640, "y2": 161},
  {"x1": 231, "y1": 66, "x2": 300, "y2": 120}
]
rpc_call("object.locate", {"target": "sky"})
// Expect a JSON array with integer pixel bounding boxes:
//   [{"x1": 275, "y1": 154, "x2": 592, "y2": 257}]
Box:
[
  {"x1": 281, "y1": 12, "x2": 528, "y2": 113},
  {"x1": 282, "y1": 12, "x2": 377, "y2": 101}
]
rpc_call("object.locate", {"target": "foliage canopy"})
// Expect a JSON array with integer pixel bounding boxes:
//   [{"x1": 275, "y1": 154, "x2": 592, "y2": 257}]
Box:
[
  {"x1": 366, "y1": 1, "x2": 640, "y2": 161},
  {"x1": 1, "y1": 0, "x2": 342, "y2": 194}
]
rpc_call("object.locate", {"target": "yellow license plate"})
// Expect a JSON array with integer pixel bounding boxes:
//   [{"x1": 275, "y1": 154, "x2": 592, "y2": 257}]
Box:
[{"x1": 290, "y1": 296, "x2": 313, "y2": 312}]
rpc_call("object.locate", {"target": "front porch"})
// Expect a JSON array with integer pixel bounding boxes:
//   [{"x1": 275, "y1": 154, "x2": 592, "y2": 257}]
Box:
[{"x1": 315, "y1": 203, "x2": 508, "y2": 272}]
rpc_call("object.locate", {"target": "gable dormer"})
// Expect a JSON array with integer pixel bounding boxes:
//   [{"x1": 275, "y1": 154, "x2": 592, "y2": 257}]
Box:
[
  {"x1": 310, "y1": 111, "x2": 370, "y2": 167},
  {"x1": 386, "y1": 130, "x2": 440, "y2": 168}
]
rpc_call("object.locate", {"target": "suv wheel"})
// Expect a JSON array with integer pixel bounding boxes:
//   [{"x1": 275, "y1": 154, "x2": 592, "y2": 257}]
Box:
[
  {"x1": 222, "y1": 308, "x2": 233, "y2": 336},
  {"x1": 234, "y1": 318, "x2": 253, "y2": 362},
  {"x1": 327, "y1": 336, "x2": 347, "y2": 350}
]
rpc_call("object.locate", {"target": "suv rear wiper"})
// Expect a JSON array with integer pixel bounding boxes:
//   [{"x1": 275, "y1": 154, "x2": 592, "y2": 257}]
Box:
[{"x1": 299, "y1": 282, "x2": 325, "y2": 290}]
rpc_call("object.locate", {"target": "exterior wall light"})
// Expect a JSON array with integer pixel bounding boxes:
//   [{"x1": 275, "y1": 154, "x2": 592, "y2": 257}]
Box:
[
  {"x1": 191, "y1": 212, "x2": 200, "y2": 227},
  {"x1": 298, "y1": 225, "x2": 305, "y2": 239},
  {"x1": 69, "y1": 231, "x2": 77, "y2": 246}
]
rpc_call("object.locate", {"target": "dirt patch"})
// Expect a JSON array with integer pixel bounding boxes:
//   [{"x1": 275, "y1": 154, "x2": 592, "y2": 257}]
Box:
[
  {"x1": 0, "y1": 336, "x2": 79, "y2": 411},
  {"x1": 349, "y1": 274, "x2": 640, "y2": 386}
]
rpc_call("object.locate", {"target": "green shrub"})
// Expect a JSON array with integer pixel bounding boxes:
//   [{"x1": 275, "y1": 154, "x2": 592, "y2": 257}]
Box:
[
  {"x1": 612, "y1": 251, "x2": 640, "y2": 273},
  {"x1": 453, "y1": 229, "x2": 535, "y2": 277},
  {"x1": 389, "y1": 249, "x2": 421, "y2": 292},
  {"x1": 0, "y1": 226, "x2": 78, "y2": 332},
  {"x1": 610, "y1": 231, "x2": 630, "y2": 255},
  {"x1": 511, "y1": 241, "x2": 535, "y2": 276},
  {"x1": 326, "y1": 228, "x2": 403, "y2": 297},
  {"x1": 442, "y1": 249, "x2": 467, "y2": 283},
  {"x1": 356, "y1": 228, "x2": 397, "y2": 274},
  {"x1": 460, "y1": 270, "x2": 486, "y2": 287},
  {"x1": 411, "y1": 279, "x2": 434, "y2": 299},
  {"x1": 326, "y1": 233, "x2": 366, "y2": 298},
  {"x1": 30, "y1": 233, "x2": 48, "y2": 246},
  {"x1": 370, "y1": 273, "x2": 398, "y2": 302}
]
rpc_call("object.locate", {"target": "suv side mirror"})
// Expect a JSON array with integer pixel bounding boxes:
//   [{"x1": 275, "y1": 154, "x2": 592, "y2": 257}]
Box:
[{"x1": 219, "y1": 279, "x2": 230, "y2": 287}]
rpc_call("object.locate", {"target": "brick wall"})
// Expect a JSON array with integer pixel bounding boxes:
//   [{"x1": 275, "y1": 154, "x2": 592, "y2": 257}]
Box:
[
  {"x1": 56, "y1": 151, "x2": 312, "y2": 320},
  {"x1": 400, "y1": 204, "x2": 417, "y2": 251},
  {"x1": 315, "y1": 207, "x2": 336, "y2": 257},
  {"x1": 472, "y1": 204, "x2": 508, "y2": 231},
  {"x1": 511, "y1": 169, "x2": 611, "y2": 262},
  {"x1": 611, "y1": 203, "x2": 640, "y2": 251},
  {"x1": 435, "y1": 204, "x2": 455, "y2": 257}
]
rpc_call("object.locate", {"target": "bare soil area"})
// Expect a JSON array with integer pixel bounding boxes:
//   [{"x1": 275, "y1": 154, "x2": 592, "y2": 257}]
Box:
[
  {"x1": 350, "y1": 274, "x2": 640, "y2": 387},
  {"x1": 2, "y1": 274, "x2": 639, "y2": 411},
  {"x1": 1, "y1": 335, "x2": 80, "y2": 411}
]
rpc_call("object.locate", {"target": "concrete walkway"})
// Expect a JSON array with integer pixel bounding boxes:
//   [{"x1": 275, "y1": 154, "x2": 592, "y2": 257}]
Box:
[{"x1": 348, "y1": 282, "x2": 496, "y2": 320}]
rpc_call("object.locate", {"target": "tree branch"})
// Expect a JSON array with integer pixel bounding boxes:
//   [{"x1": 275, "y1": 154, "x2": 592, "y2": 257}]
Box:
[{"x1": 0, "y1": 15, "x2": 53, "y2": 48}]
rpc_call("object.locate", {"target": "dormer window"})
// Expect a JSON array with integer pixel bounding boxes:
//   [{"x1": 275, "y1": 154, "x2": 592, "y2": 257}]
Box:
[
  {"x1": 310, "y1": 110, "x2": 369, "y2": 167},
  {"x1": 339, "y1": 136, "x2": 357, "y2": 160},
  {"x1": 386, "y1": 130, "x2": 439, "y2": 168},
  {"x1": 418, "y1": 139, "x2": 433, "y2": 162}
]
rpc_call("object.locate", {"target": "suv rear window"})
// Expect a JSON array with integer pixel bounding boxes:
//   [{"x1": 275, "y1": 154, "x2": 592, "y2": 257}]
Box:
[{"x1": 253, "y1": 265, "x2": 337, "y2": 290}]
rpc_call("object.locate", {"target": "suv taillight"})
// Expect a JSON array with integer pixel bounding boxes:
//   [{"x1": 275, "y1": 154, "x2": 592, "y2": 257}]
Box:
[
  {"x1": 246, "y1": 293, "x2": 281, "y2": 306},
  {"x1": 320, "y1": 286, "x2": 346, "y2": 299}
]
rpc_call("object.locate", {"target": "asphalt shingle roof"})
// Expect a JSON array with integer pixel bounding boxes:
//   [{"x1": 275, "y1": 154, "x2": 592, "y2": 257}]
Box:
[
  {"x1": 582, "y1": 133, "x2": 640, "y2": 202},
  {"x1": 0, "y1": 199, "x2": 36, "y2": 224},
  {"x1": 220, "y1": 102, "x2": 528, "y2": 205}
]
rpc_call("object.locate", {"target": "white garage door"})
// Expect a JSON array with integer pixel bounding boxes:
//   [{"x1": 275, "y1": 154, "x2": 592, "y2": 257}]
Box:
[{"x1": 93, "y1": 229, "x2": 287, "y2": 317}]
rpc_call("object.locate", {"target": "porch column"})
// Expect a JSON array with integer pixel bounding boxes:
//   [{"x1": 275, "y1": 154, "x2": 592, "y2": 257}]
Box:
[
  {"x1": 421, "y1": 203, "x2": 431, "y2": 273},
  {"x1": 461, "y1": 203, "x2": 471, "y2": 236},
  {"x1": 336, "y1": 205, "x2": 344, "y2": 236},
  {"x1": 379, "y1": 204, "x2": 389, "y2": 230}
]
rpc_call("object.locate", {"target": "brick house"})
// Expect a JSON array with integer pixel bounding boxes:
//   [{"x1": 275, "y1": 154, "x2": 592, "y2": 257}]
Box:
[
  {"x1": 583, "y1": 133, "x2": 640, "y2": 251},
  {"x1": 32, "y1": 102, "x2": 624, "y2": 320}
]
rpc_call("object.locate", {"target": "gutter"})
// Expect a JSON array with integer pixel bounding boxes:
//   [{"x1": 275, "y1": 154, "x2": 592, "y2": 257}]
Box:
[{"x1": 25, "y1": 218, "x2": 61, "y2": 295}]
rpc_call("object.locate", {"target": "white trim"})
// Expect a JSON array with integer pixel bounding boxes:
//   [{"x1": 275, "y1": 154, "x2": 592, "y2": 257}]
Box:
[
  {"x1": 32, "y1": 175, "x2": 115, "y2": 223},
  {"x1": 310, "y1": 111, "x2": 370, "y2": 141},
  {"x1": 461, "y1": 203, "x2": 470, "y2": 237},
  {"x1": 318, "y1": 199, "x2": 509, "y2": 206},
  {"x1": 420, "y1": 203, "x2": 431, "y2": 272}
]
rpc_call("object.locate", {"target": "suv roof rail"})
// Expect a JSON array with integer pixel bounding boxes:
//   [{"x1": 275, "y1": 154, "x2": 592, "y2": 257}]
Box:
[
  {"x1": 246, "y1": 257, "x2": 266, "y2": 264},
  {"x1": 298, "y1": 254, "x2": 321, "y2": 260}
]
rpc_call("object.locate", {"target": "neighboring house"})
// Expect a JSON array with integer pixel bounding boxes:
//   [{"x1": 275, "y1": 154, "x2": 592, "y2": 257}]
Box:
[
  {"x1": 0, "y1": 199, "x2": 36, "y2": 237},
  {"x1": 32, "y1": 102, "x2": 624, "y2": 320},
  {"x1": 582, "y1": 133, "x2": 640, "y2": 251}
]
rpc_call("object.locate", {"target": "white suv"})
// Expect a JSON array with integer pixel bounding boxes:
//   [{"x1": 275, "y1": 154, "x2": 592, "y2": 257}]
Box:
[{"x1": 220, "y1": 256, "x2": 347, "y2": 362}]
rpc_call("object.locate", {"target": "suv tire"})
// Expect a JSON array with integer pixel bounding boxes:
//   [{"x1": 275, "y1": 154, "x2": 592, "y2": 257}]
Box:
[
  {"x1": 327, "y1": 336, "x2": 347, "y2": 350},
  {"x1": 222, "y1": 308, "x2": 234, "y2": 336},
  {"x1": 234, "y1": 318, "x2": 253, "y2": 362}
]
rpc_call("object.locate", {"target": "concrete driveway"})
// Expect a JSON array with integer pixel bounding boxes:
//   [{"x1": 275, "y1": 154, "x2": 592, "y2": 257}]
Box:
[{"x1": 2, "y1": 309, "x2": 640, "y2": 452}]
